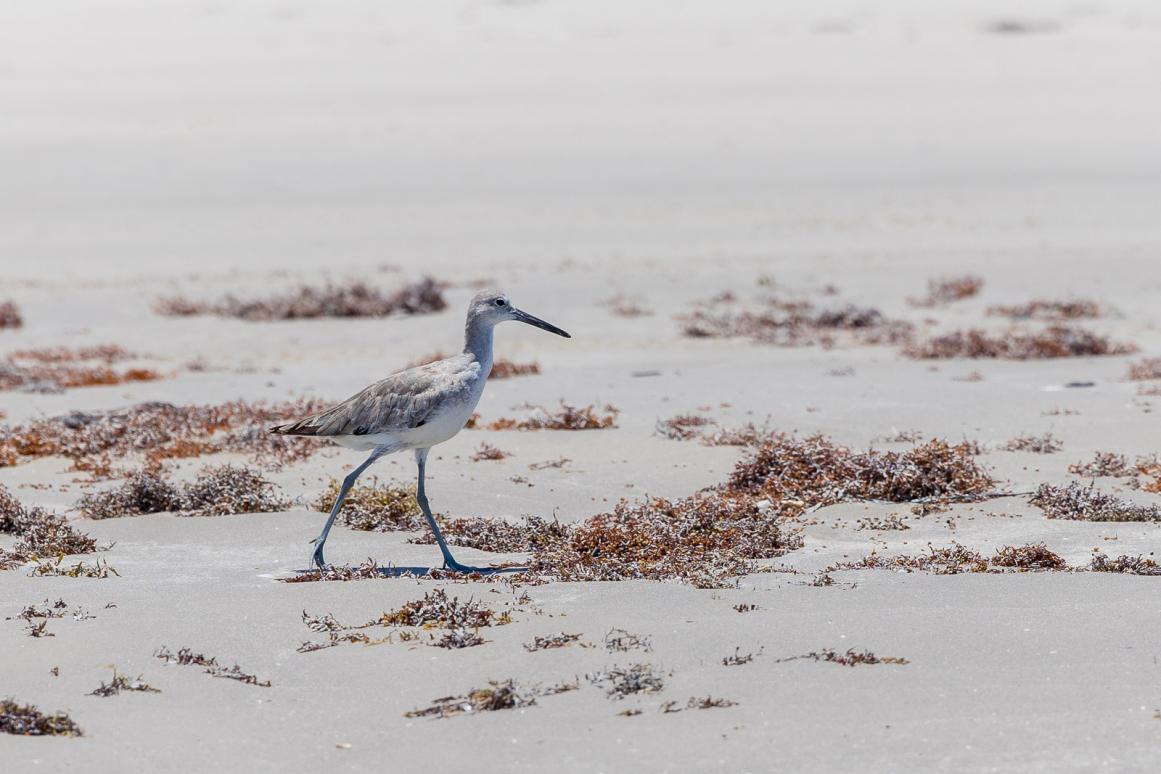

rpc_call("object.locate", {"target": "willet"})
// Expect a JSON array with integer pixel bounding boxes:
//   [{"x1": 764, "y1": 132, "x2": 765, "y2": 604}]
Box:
[{"x1": 270, "y1": 290, "x2": 570, "y2": 572}]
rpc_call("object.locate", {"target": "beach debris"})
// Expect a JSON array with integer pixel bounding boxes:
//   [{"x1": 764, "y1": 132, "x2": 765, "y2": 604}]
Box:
[
  {"x1": 587, "y1": 663, "x2": 667, "y2": 699},
  {"x1": 902, "y1": 326, "x2": 1135, "y2": 359},
  {"x1": 1088, "y1": 553, "x2": 1161, "y2": 575},
  {"x1": 604, "y1": 629, "x2": 653, "y2": 653},
  {"x1": 0, "y1": 397, "x2": 327, "y2": 477},
  {"x1": 1127, "y1": 358, "x2": 1161, "y2": 381},
  {"x1": 0, "y1": 699, "x2": 82, "y2": 736},
  {"x1": 280, "y1": 558, "x2": 383, "y2": 584},
  {"x1": 909, "y1": 276, "x2": 983, "y2": 307},
  {"x1": 1068, "y1": 452, "x2": 1136, "y2": 478},
  {"x1": 733, "y1": 603, "x2": 759, "y2": 612},
  {"x1": 602, "y1": 295, "x2": 653, "y2": 318},
  {"x1": 986, "y1": 299, "x2": 1105, "y2": 321},
  {"x1": 490, "y1": 360, "x2": 541, "y2": 379},
  {"x1": 410, "y1": 515, "x2": 566, "y2": 553},
  {"x1": 989, "y1": 544, "x2": 1067, "y2": 570},
  {"x1": 828, "y1": 544, "x2": 989, "y2": 575},
  {"x1": 379, "y1": 589, "x2": 502, "y2": 630},
  {"x1": 680, "y1": 296, "x2": 913, "y2": 348},
  {"x1": 855, "y1": 515, "x2": 909, "y2": 531},
  {"x1": 0, "y1": 484, "x2": 98, "y2": 569},
  {"x1": 474, "y1": 402, "x2": 619, "y2": 431},
  {"x1": 777, "y1": 648, "x2": 908, "y2": 667},
  {"x1": 470, "y1": 443, "x2": 507, "y2": 462},
  {"x1": 1031, "y1": 483, "x2": 1161, "y2": 522},
  {"x1": 528, "y1": 457, "x2": 571, "y2": 470},
  {"x1": 829, "y1": 542, "x2": 1074, "y2": 575},
  {"x1": 88, "y1": 668, "x2": 160, "y2": 697},
  {"x1": 29, "y1": 557, "x2": 119, "y2": 578},
  {"x1": 699, "y1": 422, "x2": 771, "y2": 446},
  {"x1": 155, "y1": 277, "x2": 445, "y2": 320},
  {"x1": 154, "y1": 646, "x2": 271, "y2": 687},
  {"x1": 0, "y1": 345, "x2": 161, "y2": 394},
  {"x1": 312, "y1": 477, "x2": 423, "y2": 532},
  {"x1": 728, "y1": 435, "x2": 994, "y2": 507},
  {"x1": 404, "y1": 679, "x2": 541, "y2": 719},
  {"x1": 78, "y1": 464, "x2": 289, "y2": 519},
  {"x1": 656, "y1": 414, "x2": 713, "y2": 441},
  {"x1": 1004, "y1": 433, "x2": 1063, "y2": 454},
  {"x1": 524, "y1": 633, "x2": 585, "y2": 652},
  {"x1": 0, "y1": 302, "x2": 22, "y2": 330},
  {"x1": 722, "y1": 647, "x2": 763, "y2": 666},
  {"x1": 524, "y1": 492, "x2": 803, "y2": 587},
  {"x1": 661, "y1": 696, "x2": 737, "y2": 713}
]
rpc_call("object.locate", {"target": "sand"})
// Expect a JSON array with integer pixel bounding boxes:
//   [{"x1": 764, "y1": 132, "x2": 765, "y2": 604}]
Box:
[{"x1": 3, "y1": 1, "x2": 1161, "y2": 772}]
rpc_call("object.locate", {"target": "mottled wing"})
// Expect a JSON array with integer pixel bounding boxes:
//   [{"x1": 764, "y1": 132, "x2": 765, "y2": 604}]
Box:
[{"x1": 270, "y1": 361, "x2": 472, "y2": 438}]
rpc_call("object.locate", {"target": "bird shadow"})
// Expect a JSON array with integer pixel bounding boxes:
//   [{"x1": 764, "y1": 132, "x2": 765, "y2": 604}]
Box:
[
  {"x1": 377, "y1": 564, "x2": 528, "y2": 577},
  {"x1": 292, "y1": 564, "x2": 528, "y2": 577}
]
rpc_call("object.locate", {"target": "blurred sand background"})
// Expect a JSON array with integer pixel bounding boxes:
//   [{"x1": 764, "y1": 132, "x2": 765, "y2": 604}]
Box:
[{"x1": 3, "y1": 1, "x2": 1161, "y2": 772}]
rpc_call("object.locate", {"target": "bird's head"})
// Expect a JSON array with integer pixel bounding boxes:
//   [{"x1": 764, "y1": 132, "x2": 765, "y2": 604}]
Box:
[{"x1": 468, "y1": 290, "x2": 570, "y2": 338}]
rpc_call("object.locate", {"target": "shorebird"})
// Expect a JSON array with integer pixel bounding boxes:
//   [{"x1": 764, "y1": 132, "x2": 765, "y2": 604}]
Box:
[{"x1": 270, "y1": 290, "x2": 570, "y2": 572}]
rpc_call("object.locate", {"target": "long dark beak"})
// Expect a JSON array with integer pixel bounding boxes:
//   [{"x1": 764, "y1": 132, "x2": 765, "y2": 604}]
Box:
[{"x1": 513, "y1": 307, "x2": 571, "y2": 338}]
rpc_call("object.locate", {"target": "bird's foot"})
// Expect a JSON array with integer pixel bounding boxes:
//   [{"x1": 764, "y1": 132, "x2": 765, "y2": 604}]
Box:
[{"x1": 309, "y1": 539, "x2": 330, "y2": 572}]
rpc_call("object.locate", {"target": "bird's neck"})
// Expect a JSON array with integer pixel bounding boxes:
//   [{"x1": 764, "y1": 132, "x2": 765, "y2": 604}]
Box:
[{"x1": 464, "y1": 316, "x2": 494, "y2": 376}]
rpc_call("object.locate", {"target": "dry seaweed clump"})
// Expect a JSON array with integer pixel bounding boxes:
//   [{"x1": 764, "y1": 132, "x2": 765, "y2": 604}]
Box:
[
  {"x1": 0, "y1": 302, "x2": 22, "y2": 330},
  {"x1": 410, "y1": 515, "x2": 566, "y2": 554},
  {"x1": 0, "y1": 397, "x2": 327, "y2": 477},
  {"x1": 661, "y1": 696, "x2": 738, "y2": 712},
  {"x1": 377, "y1": 589, "x2": 501, "y2": 630},
  {"x1": 1126, "y1": 358, "x2": 1161, "y2": 381},
  {"x1": 77, "y1": 465, "x2": 288, "y2": 519},
  {"x1": 312, "y1": 477, "x2": 424, "y2": 532},
  {"x1": 470, "y1": 443, "x2": 507, "y2": 462},
  {"x1": 831, "y1": 543, "x2": 1068, "y2": 575},
  {"x1": 989, "y1": 543, "x2": 1067, "y2": 570},
  {"x1": 1004, "y1": 433, "x2": 1063, "y2": 454},
  {"x1": 902, "y1": 327, "x2": 1136, "y2": 360},
  {"x1": 0, "y1": 345, "x2": 161, "y2": 394},
  {"x1": 728, "y1": 436, "x2": 994, "y2": 508},
  {"x1": 987, "y1": 299, "x2": 1105, "y2": 321},
  {"x1": 1068, "y1": 452, "x2": 1135, "y2": 478},
  {"x1": 602, "y1": 295, "x2": 653, "y2": 318},
  {"x1": 490, "y1": 359, "x2": 541, "y2": 379},
  {"x1": 1030, "y1": 483, "x2": 1161, "y2": 522},
  {"x1": 587, "y1": 663, "x2": 667, "y2": 699},
  {"x1": 833, "y1": 544, "x2": 990, "y2": 575},
  {"x1": 155, "y1": 277, "x2": 445, "y2": 320},
  {"x1": 0, "y1": 699, "x2": 82, "y2": 737},
  {"x1": 154, "y1": 646, "x2": 271, "y2": 687},
  {"x1": 778, "y1": 648, "x2": 909, "y2": 667},
  {"x1": 405, "y1": 679, "x2": 541, "y2": 719},
  {"x1": 88, "y1": 668, "x2": 160, "y2": 697},
  {"x1": 1089, "y1": 553, "x2": 1161, "y2": 575},
  {"x1": 524, "y1": 492, "x2": 803, "y2": 587},
  {"x1": 655, "y1": 414, "x2": 713, "y2": 440},
  {"x1": 680, "y1": 298, "x2": 913, "y2": 348},
  {"x1": 525, "y1": 633, "x2": 585, "y2": 651},
  {"x1": 909, "y1": 275, "x2": 984, "y2": 307},
  {"x1": 479, "y1": 403, "x2": 619, "y2": 431},
  {"x1": 0, "y1": 484, "x2": 98, "y2": 568}
]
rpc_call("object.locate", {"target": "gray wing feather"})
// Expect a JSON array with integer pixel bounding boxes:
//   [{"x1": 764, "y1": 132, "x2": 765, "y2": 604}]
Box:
[{"x1": 270, "y1": 359, "x2": 476, "y2": 438}]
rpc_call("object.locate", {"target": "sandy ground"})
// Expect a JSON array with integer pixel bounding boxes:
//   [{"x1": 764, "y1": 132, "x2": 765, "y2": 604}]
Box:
[{"x1": 3, "y1": 1, "x2": 1161, "y2": 772}]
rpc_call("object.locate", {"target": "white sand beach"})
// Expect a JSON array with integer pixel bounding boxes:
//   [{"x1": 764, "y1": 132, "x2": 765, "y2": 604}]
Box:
[{"x1": 3, "y1": 1, "x2": 1161, "y2": 772}]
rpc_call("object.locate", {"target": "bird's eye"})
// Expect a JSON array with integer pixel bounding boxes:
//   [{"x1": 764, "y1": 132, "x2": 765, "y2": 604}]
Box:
[{"x1": 494, "y1": 299, "x2": 507, "y2": 306}]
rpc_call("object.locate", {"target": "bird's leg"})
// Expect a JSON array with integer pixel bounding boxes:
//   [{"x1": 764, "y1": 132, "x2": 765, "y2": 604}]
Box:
[
  {"x1": 310, "y1": 447, "x2": 384, "y2": 570},
  {"x1": 414, "y1": 449, "x2": 472, "y2": 572}
]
